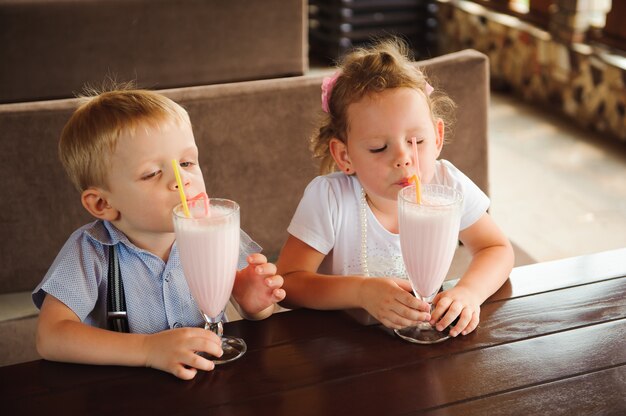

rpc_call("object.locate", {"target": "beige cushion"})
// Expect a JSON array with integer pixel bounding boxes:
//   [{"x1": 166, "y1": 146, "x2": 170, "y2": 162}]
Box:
[{"x1": 0, "y1": 315, "x2": 39, "y2": 367}]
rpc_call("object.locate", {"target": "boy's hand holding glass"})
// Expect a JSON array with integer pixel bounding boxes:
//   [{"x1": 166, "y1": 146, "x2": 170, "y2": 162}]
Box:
[
  {"x1": 232, "y1": 253, "x2": 286, "y2": 320},
  {"x1": 143, "y1": 327, "x2": 223, "y2": 380}
]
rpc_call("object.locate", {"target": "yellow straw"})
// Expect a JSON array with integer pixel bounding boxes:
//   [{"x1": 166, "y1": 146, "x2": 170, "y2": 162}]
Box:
[
  {"x1": 415, "y1": 175, "x2": 422, "y2": 204},
  {"x1": 410, "y1": 137, "x2": 422, "y2": 204},
  {"x1": 409, "y1": 174, "x2": 422, "y2": 204},
  {"x1": 171, "y1": 159, "x2": 191, "y2": 218}
]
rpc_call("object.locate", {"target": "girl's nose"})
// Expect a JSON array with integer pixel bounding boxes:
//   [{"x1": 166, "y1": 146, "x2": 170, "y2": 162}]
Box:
[{"x1": 395, "y1": 148, "x2": 412, "y2": 168}]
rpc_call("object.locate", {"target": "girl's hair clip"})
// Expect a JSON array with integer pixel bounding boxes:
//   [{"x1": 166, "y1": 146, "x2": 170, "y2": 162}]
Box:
[
  {"x1": 320, "y1": 71, "x2": 434, "y2": 113},
  {"x1": 425, "y1": 82, "x2": 434, "y2": 96},
  {"x1": 321, "y1": 71, "x2": 341, "y2": 113}
]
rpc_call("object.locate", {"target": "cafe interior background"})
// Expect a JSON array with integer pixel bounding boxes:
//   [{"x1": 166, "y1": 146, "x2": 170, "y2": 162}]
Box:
[
  {"x1": 314, "y1": 0, "x2": 626, "y2": 264},
  {"x1": 313, "y1": 0, "x2": 626, "y2": 265}
]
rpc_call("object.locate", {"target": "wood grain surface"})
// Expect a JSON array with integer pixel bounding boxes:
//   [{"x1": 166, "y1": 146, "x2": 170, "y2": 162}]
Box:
[{"x1": 2, "y1": 249, "x2": 625, "y2": 415}]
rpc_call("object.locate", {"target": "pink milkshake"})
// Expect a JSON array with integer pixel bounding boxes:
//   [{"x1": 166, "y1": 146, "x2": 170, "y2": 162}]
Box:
[
  {"x1": 174, "y1": 203, "x2": 239, "y2": 318},
  {"x1": 173, "y1": 198, "x2": 246, "y2": 363},
  {"x1": 396, "y1": 184, "x2": 463, "y2": 344}
]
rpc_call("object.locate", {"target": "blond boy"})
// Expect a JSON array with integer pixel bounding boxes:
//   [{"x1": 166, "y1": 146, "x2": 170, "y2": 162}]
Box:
[{"x1": 33, "y1": 88, "x2": 285, "y2": 380}]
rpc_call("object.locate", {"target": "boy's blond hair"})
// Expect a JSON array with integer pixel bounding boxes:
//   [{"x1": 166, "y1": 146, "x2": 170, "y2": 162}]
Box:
[
  {"x1": 312, "y1": 37, "x2": 456, "y2": 174},
  {"x1": 59, "y1": 87, "x2": 191, "y2": 192}
]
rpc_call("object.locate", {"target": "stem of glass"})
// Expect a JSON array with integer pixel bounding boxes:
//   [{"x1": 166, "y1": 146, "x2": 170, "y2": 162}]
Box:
[
  {"x1": 419, "y1": 291, "x2": 438, "y2": 323},
  {"x1": 203, "y1": 311, "x2": 224, "y2": 338}
]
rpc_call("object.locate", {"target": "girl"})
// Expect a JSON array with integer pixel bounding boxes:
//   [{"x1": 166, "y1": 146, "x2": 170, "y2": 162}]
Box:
[{"x1": 277, "y1": 39, "x2": 514, "y2": 336}]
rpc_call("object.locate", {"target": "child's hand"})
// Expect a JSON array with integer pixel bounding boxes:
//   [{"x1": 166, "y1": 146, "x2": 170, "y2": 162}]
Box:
[
  {"x1": 357, "y1": 277, "x2": 431, "y2": 329},
  {"x1": 142, "y1": 327, "x2": 223, "y2": 380},
  {"x1": 430, "y1": 286, "x2": 481, "y2": 337},
  {"x1": 232, "y1": 253, "x2": 286, "y2": 319}
]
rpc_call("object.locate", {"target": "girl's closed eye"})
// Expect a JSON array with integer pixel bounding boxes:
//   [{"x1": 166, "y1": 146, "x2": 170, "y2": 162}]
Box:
[{"x1": 370, "y1": 144, "x2": 387, "y2": 153}]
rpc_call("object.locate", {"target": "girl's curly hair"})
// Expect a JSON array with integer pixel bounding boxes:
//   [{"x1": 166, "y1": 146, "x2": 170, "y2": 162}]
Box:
[{"x1": 311, "y1": 37, "x2": 456, "y2": 174}]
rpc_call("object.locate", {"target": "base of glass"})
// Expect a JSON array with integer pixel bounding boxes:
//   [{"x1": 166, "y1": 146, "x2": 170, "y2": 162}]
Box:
[
  {"x1": 216, "y1": 336, "x2": 247, "y2": 364},
  {"x1": 394, "y1": 322, "x2": 451, "y2": 344},
  {"x1": 198, "y1": 336, "x2": 247, "y2": 364}
]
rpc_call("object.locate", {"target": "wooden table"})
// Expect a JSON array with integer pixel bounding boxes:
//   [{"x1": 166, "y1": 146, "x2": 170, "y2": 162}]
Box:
[{"x1": 3, "y1": 248, "x2": 626, "y2": 415}]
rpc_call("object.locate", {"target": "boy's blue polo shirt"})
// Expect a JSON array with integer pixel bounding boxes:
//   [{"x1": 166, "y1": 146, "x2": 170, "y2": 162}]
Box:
[{"x1": 32, "y1": 220, "x2": 259, "y2": 333}]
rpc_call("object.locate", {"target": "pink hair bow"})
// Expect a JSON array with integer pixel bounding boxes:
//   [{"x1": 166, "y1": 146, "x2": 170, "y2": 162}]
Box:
[
  {"x1": 321, "y1": 71, "x2": 341, "y2": 113},
  {"x1": 425, "y1": 82, "x2": 434, "y2": 96}
]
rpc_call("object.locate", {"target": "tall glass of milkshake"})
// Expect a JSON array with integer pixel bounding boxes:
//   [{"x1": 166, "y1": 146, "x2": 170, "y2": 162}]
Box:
[
  {"x1": 395, "y1": 184, "x2": 463, "y2": 344},
  {"x1": 173, "y1": 198, "x2": 246, "y2": 363}
]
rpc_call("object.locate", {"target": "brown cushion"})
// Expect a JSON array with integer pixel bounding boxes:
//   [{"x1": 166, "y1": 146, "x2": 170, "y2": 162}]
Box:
[{"x1": 0, "y1": 0, "x2": 306, "y2": 103}]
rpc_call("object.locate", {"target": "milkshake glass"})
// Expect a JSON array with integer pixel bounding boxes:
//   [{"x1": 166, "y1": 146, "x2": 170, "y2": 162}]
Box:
[
  {"x1": 173, "y1": 198, "x2": 246, "y2": 363},
  {"x1": 396, "y1": 184, "x2": 463, "y2": 344}
]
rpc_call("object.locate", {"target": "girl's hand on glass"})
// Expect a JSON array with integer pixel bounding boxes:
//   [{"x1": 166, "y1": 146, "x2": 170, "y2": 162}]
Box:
[
  {"x1": 358, "y1": 277, "x2": 431, "y2": 329},
  {"x1": 142, "y1": 327, "x2": 223, "y2": 380},
  {"x1": 233, "y1": 253, "x2": 286, "y2": 317},
  {"x1": 430, "y1": 286, "x2": 481, "y2": 337}
]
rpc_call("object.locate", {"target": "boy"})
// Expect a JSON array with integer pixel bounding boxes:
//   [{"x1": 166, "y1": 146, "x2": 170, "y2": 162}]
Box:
[{"x1": 33, "y1": 88, "x2": 285, "y2": 380}]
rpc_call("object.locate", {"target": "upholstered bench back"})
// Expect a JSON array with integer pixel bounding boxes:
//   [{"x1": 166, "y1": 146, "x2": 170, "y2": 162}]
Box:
[{"x1": 0, "y1": 0, "x2": 306, "y2": 103}]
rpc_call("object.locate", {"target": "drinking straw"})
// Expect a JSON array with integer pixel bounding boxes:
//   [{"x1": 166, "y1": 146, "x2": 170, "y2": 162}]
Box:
[
  {"x1": 188, "y1": 192, "x2": 210, "y2": 217},
  {"x1": 409, "y1": 175, "x2": 422, "y2": 204},
  {"x1": 410, "y1": 137, "x2": 422, "y2": 204},
  {"x1": 171, "y1": 159, "x2": 191, "y2": 218}
]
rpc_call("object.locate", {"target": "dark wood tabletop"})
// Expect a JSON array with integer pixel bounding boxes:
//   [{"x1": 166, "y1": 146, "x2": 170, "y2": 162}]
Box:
[{"x1": 2, "y1": 248, "x2": 626, "y2": 415}]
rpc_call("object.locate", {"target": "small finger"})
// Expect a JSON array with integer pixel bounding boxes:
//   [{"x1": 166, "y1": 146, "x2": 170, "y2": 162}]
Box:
[
  {"x1": 435, "y1": 302, "x2": 463, "y2": 331},
  {"x1": 190, "y1": 335, "x2": 223, "y2": 358},
  {"x1": 247, "y1": 253, "x2": 267, "y2": 265},
  {"x1": 449, "y1": 310, "x2": 472, "y2": 337},
  {"x1": 396, "y1": 291, "x2": 427, "y2": 312},
  {"x1": 194, "y1": 327, "x2": 222, "y2": 344},
  {"x1": 387, "y1": 310, "x2": 422, "y2": 330},
  {"x1": 417, "y1": 299, "x2": 431, "y2": 313},
  {"x1": 272, "y1": 288, "x2": 286, "y2": 302},
  {"x1": 381, "y1": 317, "x2": 413, "y2": 330},
  {"x1": 430, "y1": 297, "x2": 452, "y2": 324},
  {"x1": 174, "y1": 365, "x2": 198, "y2": 380},
  {"x1": 187, "y1": 352, "x2": 217, "y2": 372},
  {"x1": 431, "y1": 292, "x2": 443, "y2": 304},
  {"x1": 461, "y1": 312, "x2": 480, "y2": 336},
  {"x1": 256, "y1": 263, "x2": 277, "y2": 276},
  {"x1": 393, "y1": 303, "x2": 430, "y2": 322},
  {"x1": 265, "y1": 274, "x2": 283, "y2": 288}
]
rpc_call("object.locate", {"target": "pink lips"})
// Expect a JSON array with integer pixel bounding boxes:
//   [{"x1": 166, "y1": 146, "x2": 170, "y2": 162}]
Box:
[{"x1": 397, "y1": 178, "x2": 411, "y2": 187}]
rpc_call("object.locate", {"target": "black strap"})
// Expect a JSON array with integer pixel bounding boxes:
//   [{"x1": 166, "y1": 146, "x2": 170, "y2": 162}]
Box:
[{"x1": 107, "y1": 245, "x2": 129, "y2": 333}]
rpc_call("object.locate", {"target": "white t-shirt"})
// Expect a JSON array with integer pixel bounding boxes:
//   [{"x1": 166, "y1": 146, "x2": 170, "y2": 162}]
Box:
[{"x1": 287, "y1": 159, "x2": 489, "y2": 278}]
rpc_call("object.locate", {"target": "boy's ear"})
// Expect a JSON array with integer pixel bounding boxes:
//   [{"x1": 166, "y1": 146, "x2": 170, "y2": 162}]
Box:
[
  {"x1": 81, "y1": 187, "x2": 119, "y2": 221},
  {"x1": 329, "y1": 138, "x2": 353, "y2": 174},
  {"x1": 435, "y1": 118, "x2": 445, "y2": 156}
]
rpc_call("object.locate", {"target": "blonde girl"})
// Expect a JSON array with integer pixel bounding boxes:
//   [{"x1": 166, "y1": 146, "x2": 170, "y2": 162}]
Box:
[{"x1": 277, "y1": 39, "x2": 513, "y2": 335}]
